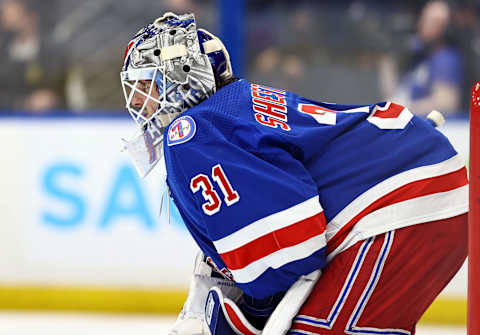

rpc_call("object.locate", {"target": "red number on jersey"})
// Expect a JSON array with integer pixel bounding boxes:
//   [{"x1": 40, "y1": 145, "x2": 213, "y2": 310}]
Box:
[
  {"x1": 212, "y1": 164, "x2": 240, "y2": 206},
  {"x1": 190, "y1": 174, "x2": 222, "y2": 216},
  {"x1": 367, "y1": 102, "x2": 413, "y2": 129},
  {"x1": 298, "y1": 102, "x2": 412, "y2": 130},
  {"x1": 298, "y1": 103, "x2": 337, "y2": 125},
  {"x1": 190, "y1": 164, "x2": 240, "y2": 216}
]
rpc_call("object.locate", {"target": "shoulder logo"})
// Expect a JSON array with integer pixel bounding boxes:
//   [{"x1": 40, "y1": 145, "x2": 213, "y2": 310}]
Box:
[{"x1": 167, "y1": 115, "x2": 196, "y2": 146}]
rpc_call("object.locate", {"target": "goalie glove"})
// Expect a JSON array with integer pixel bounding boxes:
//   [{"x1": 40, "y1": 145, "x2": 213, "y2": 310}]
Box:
[
  {"x1": 168, "y1": 251, "x2": 242, "y2": 335},
  {"x1": 205, "y1": 287, "x2": 261, "y2": 335},
  {"x1": 203, "y1": 270, "x2": 321, "y2": 335}
]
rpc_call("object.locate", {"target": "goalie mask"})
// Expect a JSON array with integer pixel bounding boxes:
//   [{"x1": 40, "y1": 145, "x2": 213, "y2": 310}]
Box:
[{"x1": 120, "y1": 12, "x2": 232, "y2": 178}]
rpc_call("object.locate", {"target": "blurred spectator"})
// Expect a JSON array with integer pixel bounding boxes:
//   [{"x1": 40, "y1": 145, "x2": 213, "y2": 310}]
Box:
[
  {"x1": 0, "y1": 0, "x2": 474, "y2": 114},
  {"x1": 379, "y1": 0, "x2": 464, "y2": 116},
  {"x1": 248, "y1": 4, "x2": 314, "y2": 94},
  {"x1": 451, "y1": 1, "x2": 480, "y2": 113},
  {"x1": 0, "y1": 0, "x2": 65, "y2": 112},
  {"x1": 253, "y1": 47, "x2": 306, "y2": 93}
]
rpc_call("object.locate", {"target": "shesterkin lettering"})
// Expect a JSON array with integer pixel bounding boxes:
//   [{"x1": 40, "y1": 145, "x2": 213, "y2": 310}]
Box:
[{"x1": 250, "y1": 84, "x2": 290, "y2": 131}]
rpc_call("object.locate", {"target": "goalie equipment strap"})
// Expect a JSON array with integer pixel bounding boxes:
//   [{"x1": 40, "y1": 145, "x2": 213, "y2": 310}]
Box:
[
  {"x1": 262, "y1": 270, "x2": 321, "y2": 335},
  {"x1": 161, "y1": 44, "x2": 188, "y2": 61},
  {"x1": 202, "y1": 39, "x2": 222, "y2": 54}
]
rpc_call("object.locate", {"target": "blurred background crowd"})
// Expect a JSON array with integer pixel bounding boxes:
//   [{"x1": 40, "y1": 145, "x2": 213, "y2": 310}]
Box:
[{"x1": 0, "y1": 0, "x2": 478, "y2": 117}]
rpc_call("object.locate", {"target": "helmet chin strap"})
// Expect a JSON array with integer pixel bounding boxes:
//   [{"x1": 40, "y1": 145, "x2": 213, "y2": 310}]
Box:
[{"x1": 150, "y1": 111, "x2": 180, "y2": 130}]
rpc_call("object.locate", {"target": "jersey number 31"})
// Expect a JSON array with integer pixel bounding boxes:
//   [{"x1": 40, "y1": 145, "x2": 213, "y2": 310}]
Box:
[{"x1": 190, "y1": 164, "x2": 240, "y2": 216}]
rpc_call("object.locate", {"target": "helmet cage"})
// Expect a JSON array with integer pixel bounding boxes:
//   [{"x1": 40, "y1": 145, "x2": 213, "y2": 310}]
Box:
[
  {"x1": 121, "y1": 66, "x2": 182, "y2": 131},
  {"x1": 122, "y1": 68, "x2": 161, "y2": 127},
  {"x1": 120, "y1": 13, "x2": 232, "y2": 179},
  {"x1": 120, "y1": 13, "x2": 218, "y2": 134}
]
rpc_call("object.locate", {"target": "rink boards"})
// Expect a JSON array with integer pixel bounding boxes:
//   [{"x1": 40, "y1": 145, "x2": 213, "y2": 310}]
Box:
[{"x1": 0, "y1": 115, "x2": 469, "y2": 324}]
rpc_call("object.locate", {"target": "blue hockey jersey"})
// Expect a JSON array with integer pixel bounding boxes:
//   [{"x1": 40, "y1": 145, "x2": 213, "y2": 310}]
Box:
[{"x1": 163, "y1": 79, "x2": 468, "y2": 300}]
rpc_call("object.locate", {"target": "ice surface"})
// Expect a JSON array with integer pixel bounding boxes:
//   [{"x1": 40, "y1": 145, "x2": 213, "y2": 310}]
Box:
[{"x1": 0, "y1": 312, "x2": 466, "y2": 335}]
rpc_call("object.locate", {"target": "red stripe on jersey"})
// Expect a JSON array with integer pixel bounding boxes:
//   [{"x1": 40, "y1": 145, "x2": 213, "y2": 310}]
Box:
[
  {"x1": 220, "y1": 213, "x2": 326, "y2": 270},
  {"x1": 373, "y1": 103, "x2": 404, "y2": 118},
  {"x1": 291, "y1": 322, "x2": 325, "y2": 334},
  {"x1": 327, "y1": 167, "x2": 468, "y2": 254},
  {"x1": 224, "y1": 301, "x2": 258, "y2": 335}
]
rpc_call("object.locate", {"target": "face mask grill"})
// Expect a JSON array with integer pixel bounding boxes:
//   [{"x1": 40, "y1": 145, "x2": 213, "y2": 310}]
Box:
[
  {"x1": 122, "y1": 68, "x2": 162, "y2": 127},
  {"x1": 119, "y1": 13, "x2": 218, "y2": 178}
]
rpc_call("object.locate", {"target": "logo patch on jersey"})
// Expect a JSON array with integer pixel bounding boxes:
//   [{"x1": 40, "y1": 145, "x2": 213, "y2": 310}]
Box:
[
  {"x1": 167, "y1": 115, "x2": 196, "y2": 146},
  {"x1": 206, "y1": 256, "x2": 234, "y2": 281}
]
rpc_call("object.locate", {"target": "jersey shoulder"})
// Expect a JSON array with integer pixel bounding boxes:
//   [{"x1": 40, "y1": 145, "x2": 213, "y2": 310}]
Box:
[
  {"x1": 164, "y1": 79, "x2": 292, "y2": 153},
  {"x1": 168, "y1": 79, "x2": 251, "y2": 143}
]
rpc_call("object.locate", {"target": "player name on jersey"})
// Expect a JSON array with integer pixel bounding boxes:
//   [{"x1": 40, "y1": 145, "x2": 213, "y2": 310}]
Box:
[{"x1": 250, "y1": 83, "x2": 291, "y2": 131}]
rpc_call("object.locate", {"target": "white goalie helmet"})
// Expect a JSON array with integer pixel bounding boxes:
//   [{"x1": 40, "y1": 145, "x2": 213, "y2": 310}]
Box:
[{"x1": 120, "y1": 12, "x2": 233, "y2": 178}]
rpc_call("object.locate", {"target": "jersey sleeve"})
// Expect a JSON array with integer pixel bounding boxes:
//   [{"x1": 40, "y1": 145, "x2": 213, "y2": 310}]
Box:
[{"x1": 165, "y1": 117, "x2": 327, "y2": 299}]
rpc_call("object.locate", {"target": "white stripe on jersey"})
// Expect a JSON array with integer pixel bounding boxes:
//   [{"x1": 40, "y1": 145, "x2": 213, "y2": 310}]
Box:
[
  {"x1": 327, "y1": 154, "x2": 468, "y2": 260},
  {"x1": 213, "y1": 196, "x2": 323, "y2": 254},
  {"x1": 230, "y1": 234, "x2": 326, "y2": 284},
  {"x1": 326, "y1": 154, "x2": 466, "y2": 241},
  {"x1": 328, "y1": 185, "x2": 467, "y2": 261}
]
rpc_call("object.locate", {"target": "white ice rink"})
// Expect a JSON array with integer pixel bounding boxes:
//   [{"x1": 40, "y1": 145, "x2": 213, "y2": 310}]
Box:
[{"x1": 0, "y1": 311, "x2": 466, "y2": 335}]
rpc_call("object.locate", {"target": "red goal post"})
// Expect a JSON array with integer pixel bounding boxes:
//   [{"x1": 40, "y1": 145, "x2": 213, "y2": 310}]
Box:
[{"x1": 469, "y1": 81, "x2": 480, "y2": 335}]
